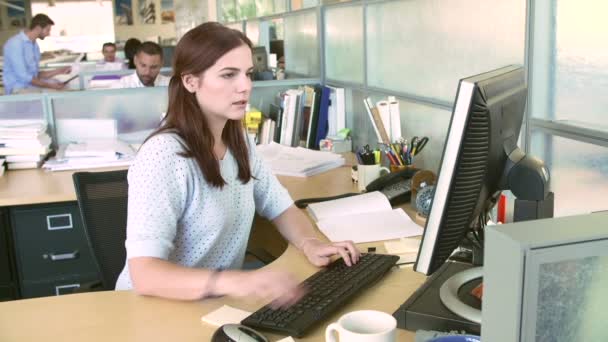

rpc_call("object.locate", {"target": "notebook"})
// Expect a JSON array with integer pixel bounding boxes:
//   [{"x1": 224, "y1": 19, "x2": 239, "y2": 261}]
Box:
[{"x1": 307, "y1": 192, "x2": 423, "y2": 243}]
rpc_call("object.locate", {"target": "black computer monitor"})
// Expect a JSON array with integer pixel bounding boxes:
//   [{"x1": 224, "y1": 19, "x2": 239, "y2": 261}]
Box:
[{"x1": 394, "y1": 65, "x2": 551, "y2": 333}]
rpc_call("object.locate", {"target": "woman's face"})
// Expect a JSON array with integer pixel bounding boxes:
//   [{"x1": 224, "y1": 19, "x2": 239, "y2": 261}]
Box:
[{"x1": 189, "y1": 44, "x2": 254, "y2": 124}]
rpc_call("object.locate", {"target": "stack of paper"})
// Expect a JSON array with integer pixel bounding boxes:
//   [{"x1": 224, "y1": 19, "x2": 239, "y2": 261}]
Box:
[
  {"x1": 307, "y1": 191, "x2": 423, "y2": 243},
  {"x1": 43, "y1": 139, "x2": 135, "y2": 171},
  {"x1": 0, "y1": 120, "x2": 52, "y2": 170},
  {"x1": 256, "y1": 142, "x2": 344, "y2": 177}
]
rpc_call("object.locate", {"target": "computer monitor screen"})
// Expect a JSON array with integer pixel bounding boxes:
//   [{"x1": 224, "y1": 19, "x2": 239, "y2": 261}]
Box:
[{"x1": 414, "y1": 65, "x2": 527, "y2": 276}]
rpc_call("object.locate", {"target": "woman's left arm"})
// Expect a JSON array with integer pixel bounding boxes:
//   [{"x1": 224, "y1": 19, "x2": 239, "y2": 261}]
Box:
[{"x1": 272, "y1": 205, "x2": 360, "y2": 267}]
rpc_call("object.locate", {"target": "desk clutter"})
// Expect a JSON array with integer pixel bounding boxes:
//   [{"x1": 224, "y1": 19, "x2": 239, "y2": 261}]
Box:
[
  {"x1": 0, "y1": 120, "x2": 52, "y2": 171},
  {"x1": 42, "y1": 139, "x2": 136, "y2": 171},
  {"x1": 256, "y1": 84, "x2": 345, "y2": 151},
  {"x1": 256, "y1": 142, "x2": 344, "y2": 177}
]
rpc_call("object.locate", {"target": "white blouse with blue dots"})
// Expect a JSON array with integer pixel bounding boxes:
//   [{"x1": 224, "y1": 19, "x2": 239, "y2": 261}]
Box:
[{"x1": 115, "y1": 133, "x2": 293, "y2": 290}]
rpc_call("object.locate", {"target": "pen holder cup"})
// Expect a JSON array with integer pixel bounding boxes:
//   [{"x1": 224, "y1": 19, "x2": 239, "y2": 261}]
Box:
[{"x1": 390, "y1": 164, "x2": 415, "y2": 173}]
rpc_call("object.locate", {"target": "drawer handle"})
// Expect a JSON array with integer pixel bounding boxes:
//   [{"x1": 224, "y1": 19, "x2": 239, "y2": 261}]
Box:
[
  {"x1": 46, "y1": 213, "x2": 73, "y2": 230},
  {"x1": 46, "y1": 251, "x2": 79, "y2": 261},
  {"x1": 55, "y1": 283, "x2": 80, "y2": 296}
]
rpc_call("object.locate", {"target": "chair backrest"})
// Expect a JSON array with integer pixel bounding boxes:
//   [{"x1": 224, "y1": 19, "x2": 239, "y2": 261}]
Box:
[{"x1": 73, "y1": 170, "x2": 128, "y2": 290}]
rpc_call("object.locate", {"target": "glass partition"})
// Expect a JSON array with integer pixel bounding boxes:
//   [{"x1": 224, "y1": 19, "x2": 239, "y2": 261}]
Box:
[
  {"x1": 284, "y1": 10, "x2": 320, "y2": 77},
  {"x1": 324, "y1": 5, "x2": 363, "y2": 84},
  {"x1": 532, "y1": 0, "x2": 608, "y2": 128},
  {"x1": 49, "y1": 87, "x2": 168, "y2": 145},
  {"x1": 0, "y1": 94, "x2": 47, "y2": 122},
  {"x1": 79, "y1": 67, "x2": 172, "y2": 90},
  {"x1": 530, "y1": 130, "x2": 608, "y2": 216},
  {"x1": 366, "y1": 0, "x2": 525, "y2": 102}
]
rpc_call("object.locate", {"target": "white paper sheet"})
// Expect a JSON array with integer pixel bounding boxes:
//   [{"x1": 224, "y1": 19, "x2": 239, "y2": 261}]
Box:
[
  {"x1": 307, "y1": 191, "x2": 391, "y2": 222},
  {"x1": 317, "y1": 208, "x2": 423, "y2": 243}
]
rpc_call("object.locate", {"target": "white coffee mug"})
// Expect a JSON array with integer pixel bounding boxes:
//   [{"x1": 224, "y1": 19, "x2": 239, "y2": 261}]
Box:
[
  {"x1": 325, "y1": 310, "x2": 397, "y2": 342},
  {"x1": 357, "y1": 164, "x2": 390, "y2": 191}
]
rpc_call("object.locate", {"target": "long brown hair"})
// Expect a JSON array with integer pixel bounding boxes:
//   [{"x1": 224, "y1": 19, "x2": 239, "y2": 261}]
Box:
[{"x1": 149, "y1": 22, "x2": 253, "y2": 188}]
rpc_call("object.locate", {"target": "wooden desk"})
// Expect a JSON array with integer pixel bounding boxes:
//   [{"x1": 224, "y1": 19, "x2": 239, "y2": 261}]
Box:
[
  {"x1": 0, "y1": 232, "x2": 426, "y2": 342},
  {"x1": 0, "y1": 166, "x2": 427, "y2": 341}
]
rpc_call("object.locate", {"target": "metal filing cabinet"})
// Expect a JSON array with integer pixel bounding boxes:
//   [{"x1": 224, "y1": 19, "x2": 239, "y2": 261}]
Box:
[
  {"x1": 0, "y1": 208, "x2": 18, "y2": 301},
  {"x1": 10, "y1": 202, "x2": 99, "y2": 298}
]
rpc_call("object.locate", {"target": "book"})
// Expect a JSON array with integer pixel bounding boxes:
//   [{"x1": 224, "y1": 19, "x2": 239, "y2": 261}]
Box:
[{"x1": 307, "y1": 191, "x2": 423, "y2": 243}]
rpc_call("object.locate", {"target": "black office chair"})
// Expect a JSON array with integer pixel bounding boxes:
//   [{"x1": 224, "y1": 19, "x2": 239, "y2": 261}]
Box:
[{"x1": 73, "y1": 170, "x2": 129, "y2": 290}]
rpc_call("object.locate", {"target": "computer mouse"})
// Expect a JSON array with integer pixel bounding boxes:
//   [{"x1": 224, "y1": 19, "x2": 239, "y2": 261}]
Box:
[{"x1": 211, "y1": 324, "x2": 269, "y2": 342}]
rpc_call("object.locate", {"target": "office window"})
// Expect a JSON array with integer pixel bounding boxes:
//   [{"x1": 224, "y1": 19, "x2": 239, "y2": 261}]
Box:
[
  {"x1": 366, "y1": 0, "x2": 525, "y2": 102},
  {"x1": 246, "y1": 20, "x2": 261, "y2": 46},
  {"x1": 530, "y1": 131, "x2": 608, "y2": 216},
  {"x1": 31, "y1": 1, "x2": 114, "y2": 53},
  {"x1": 291, "y1": 0, "x2": 318, "y2": 11},
  {"x1": 530, "y1": 0, "x2": 608, "y2": 129},
  {"x1": 256, "y1": 0, "x2": 286, "y2": 15},
  {"x1": 284, "y1": 11, "x2": 320, "y2": 77},
  {"x1": 225, "y1": 22, "x2": 244, "y2": 32},
  {"x1": 324, "y1": 5, "x2": 363, "y2": 84},
  {"x1": 237, "y1": 0, "x2": 257, "y2": 19},
  {"x1": 221, "y1": 0, "x2": 238, "y2": 22}
]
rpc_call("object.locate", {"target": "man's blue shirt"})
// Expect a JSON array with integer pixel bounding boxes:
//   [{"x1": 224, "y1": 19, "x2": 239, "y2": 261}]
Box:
[{"x1": 3, "y1": 31, "x2": 40, "y2": 94}]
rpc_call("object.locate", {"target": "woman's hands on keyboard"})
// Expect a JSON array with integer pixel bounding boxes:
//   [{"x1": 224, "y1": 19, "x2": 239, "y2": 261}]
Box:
[
  {"x1": 301, "y1": 238, "x2": 361, "y2": 267},
  {"x1": 222, "y1": 269, "x2": 306, "y2": 309}
]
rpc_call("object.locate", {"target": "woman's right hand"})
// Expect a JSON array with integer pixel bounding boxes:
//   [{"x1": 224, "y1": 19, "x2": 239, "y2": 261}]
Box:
[{"x1": 221, "y1": 269, "x2": 306, "y2": 309}]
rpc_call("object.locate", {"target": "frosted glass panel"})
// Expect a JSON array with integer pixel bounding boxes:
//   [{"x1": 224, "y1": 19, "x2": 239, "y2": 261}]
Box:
[
  {"x1": 347, "y1": 88, "x2": 451, "y2": 173},
  {"x1": 284, "y1": 11, "x2": 320, "y2": 77},
  {"x1": 530, "y1": 131, "x2": 608, "y2": 216},
  {"x1": 246, "y1": 20, "x2": 260, "y2": 46},
  {"x1": 51, "y1": 88, "x2": 168, "y2": 144},
  {"x1": 366, "y1": 0, "x2": 525, "y2": 102},
  {"x1": 0, "y1": 97, "x2": 45, "y2": 121},
  {"x1": 325, "y1": 5, "x2": 363, "y2": 84},
  {"x1": 544, "y1": 0, "x2": 608, "y2": 127}
]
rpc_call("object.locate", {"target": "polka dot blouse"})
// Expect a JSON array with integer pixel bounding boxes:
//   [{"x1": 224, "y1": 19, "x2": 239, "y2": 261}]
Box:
[{"x1": 115, "y1": 133, "x2": 293, "y2": 290}]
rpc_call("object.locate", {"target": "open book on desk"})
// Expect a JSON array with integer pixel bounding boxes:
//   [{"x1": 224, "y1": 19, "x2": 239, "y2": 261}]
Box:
[{"x1": 307, "y1": 191, "x2": 423, "y2": 243}]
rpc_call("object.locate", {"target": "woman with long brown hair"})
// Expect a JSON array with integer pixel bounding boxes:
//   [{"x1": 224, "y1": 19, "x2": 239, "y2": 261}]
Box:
[{"x1": 114, "y1": 22, "x2": 360, "y2": 307}]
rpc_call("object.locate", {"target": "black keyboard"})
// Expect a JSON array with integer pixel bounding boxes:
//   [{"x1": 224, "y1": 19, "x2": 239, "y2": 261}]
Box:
[{"x1": 241, "y1": 253, "x2": 400, "y2": 337}]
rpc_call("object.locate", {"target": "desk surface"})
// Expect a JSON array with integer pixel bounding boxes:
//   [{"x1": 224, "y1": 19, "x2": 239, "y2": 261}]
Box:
[
  {"x1": 0, "y1": 239, "x2": 425, "y2": 342},
  {"x1": 0, "y1": 161, "x2": 358, "y2": 207},
  {"x1": 0, "y1": 165, "x2": 427, "y2": 341}
]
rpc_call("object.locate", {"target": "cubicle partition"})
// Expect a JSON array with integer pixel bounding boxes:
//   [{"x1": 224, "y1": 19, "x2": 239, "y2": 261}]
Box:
[
  {"x1": 47, "y1": 87, "x2": 169, "y2": 146},
  {"x1": 0, "y1": 78, "x2": 321, "y2": 151},
  {"x1": 78, "y1": 67, "x2": 173, "y2": 90},
  {"x1": 0, "y1": 93, "x2": 48, "y2": 122}
]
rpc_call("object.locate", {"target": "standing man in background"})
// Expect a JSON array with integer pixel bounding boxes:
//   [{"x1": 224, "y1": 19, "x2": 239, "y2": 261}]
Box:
[
  {"x1": 116, "y1": 42, "x2": 169, "y2": 88},
  {"x1": 2, "y1": 14, "x2": 71, "y2": 95}
]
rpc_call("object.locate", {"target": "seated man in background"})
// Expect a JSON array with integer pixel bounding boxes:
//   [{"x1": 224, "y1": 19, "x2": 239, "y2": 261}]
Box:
[
  {"x1": 2, "y1": 14, "x2": 71, "y2": 95},
  {"x1": 116, "y1": 42, "x2": 169, "y2": 88},
  {"x1": 101, "y1": 42, "x2": 125, "y2": 64}
]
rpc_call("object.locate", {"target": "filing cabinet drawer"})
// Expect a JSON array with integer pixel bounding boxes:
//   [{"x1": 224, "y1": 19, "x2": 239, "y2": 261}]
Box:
[
  {"x1": 21, "y1": 275, "x2": 98, "y2": 298},
  {"x1": 11, "y1": 202, "x2": 98, "y2": 282}
]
